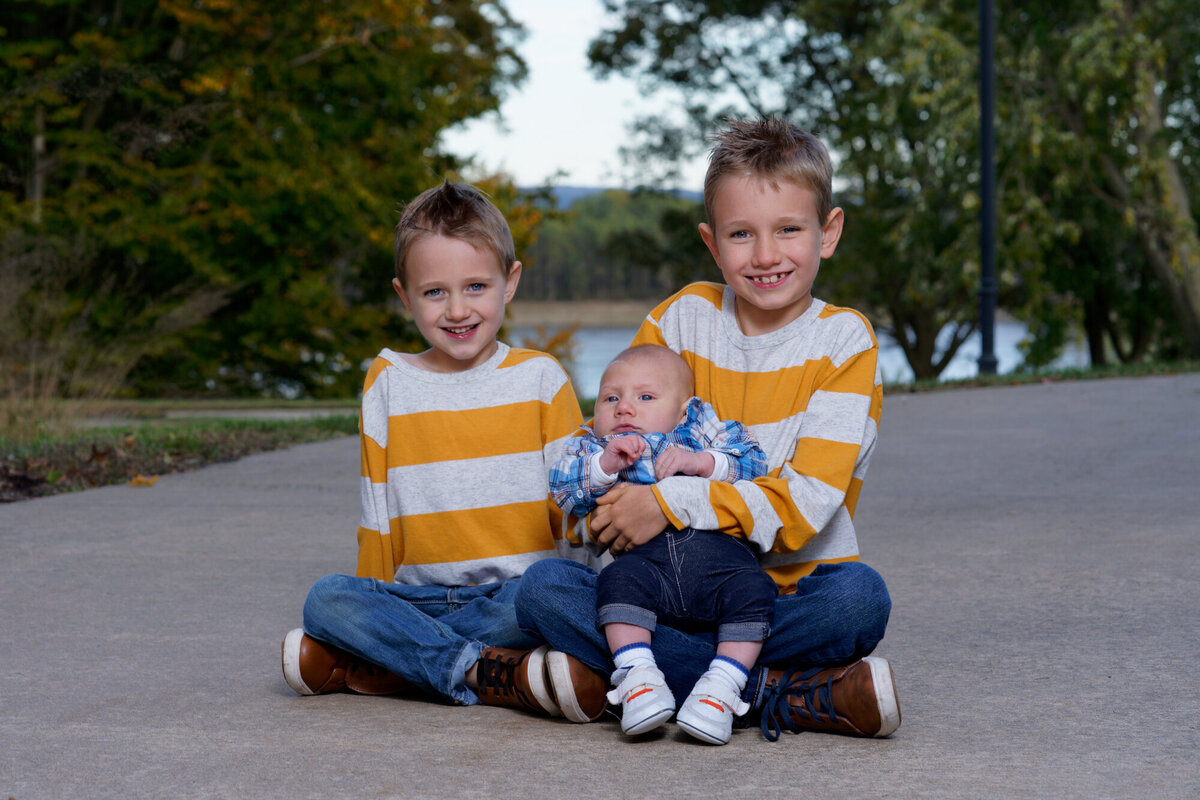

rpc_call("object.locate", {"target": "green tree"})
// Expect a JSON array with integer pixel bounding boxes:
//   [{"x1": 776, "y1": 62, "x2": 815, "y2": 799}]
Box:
[
  {"x1": 1001, "y1": 0, "x2": 1200, "y2": 363},
  {"x1": 521, "y1": 189, "x2": 710, "y2": 301},
  {"x1": 1, "y1": 0, "x2": 531, "y2": 399}
]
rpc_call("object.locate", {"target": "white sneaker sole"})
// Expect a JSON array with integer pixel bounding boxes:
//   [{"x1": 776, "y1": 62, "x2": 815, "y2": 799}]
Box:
[
  {"x1": 281, "y1": 628, "x2": 315, "y2": 695},
  {"x1": 676, "y1": 712, "x2": 729, "y2": 744},
  {"x1": 676, "y1": 699, "x2": 733, "y2": 745},
  {"x1": 623, "y1": 703, "x2": 674, "y2": 735},
  {"x1": 864, "y1": 656, "x2": 901, "y2": 737},
  {"x1": 525, "y1": 645, "x2": 562, "y2": 717},
  {"x1": 545, "y1": 650, "x2": 589, "y2": 722}
]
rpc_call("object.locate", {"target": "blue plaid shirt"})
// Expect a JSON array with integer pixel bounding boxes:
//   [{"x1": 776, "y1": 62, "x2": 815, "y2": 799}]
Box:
[{"x1": 549, "y1": 397, "x2": 767, "y2": 518}]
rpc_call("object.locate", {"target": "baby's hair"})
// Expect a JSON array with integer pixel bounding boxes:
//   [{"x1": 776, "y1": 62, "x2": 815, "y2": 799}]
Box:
[
  {"x1": 393, "y1": 181, "x2": 516, "y2": 287},
  {"x1": 607, "y1": 344, "x2": 695, "y2": 397},
  {"x1": 703, "y1": 117, "x2": 835, "y2": 226}
]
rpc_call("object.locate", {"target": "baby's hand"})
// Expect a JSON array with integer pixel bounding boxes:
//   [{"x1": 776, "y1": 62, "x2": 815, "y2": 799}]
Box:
[
  {"x1": 654, "y1": 446, "x2": 716, "y2": 479},
  {"x1": 599, "y1": 435, "x2": 645, "y2": 475}
]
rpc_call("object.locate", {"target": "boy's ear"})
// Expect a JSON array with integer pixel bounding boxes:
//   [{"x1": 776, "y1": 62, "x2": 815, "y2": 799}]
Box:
[
  {"x1": 820, "y1": 207, "x2": 845, "y2": 259},
  {"x1": 698, "y1": 223, "x2": 720, "y2": 266},
  {"x1": 393, "y1": 277, "x2": 413, "y2": 314},
  {"x1": 503, "y1": 261, "x2": 522, "y2": 302}
]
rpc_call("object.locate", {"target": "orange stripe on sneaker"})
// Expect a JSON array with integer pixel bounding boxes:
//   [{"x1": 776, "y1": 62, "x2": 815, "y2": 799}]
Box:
[
  {"x1": 627, "y1": 688, "x2": 653, "y2": 702},
  {"x1": 700, "y1": 699, "x2": 725, "y2": 711}
]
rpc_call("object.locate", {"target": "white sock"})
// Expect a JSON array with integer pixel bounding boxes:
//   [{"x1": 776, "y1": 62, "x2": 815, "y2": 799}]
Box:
[
  {"x1": 611, "y1": 642, "x2": 656, "y2": 684},
  {"x1": 707, "y1": 655, "x2": 750, "y2": 694}
]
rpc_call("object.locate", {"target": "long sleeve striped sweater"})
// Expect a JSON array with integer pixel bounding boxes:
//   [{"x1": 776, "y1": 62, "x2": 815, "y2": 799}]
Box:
[
  {"x1": 354, "y1": 343, "x2": 584, "y2": 586},
  {"x1": 631, "y1": 282, "x2": 883, "y2": 590}
]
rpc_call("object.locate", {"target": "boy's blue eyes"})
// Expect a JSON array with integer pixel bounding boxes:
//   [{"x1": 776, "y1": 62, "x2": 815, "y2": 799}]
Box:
[
  {"x1": 731, "y1": 227, "x2": 800, "y2": 238},
  {"x1": 423, "y1": 283, "x2": 488, "y2": 297}
]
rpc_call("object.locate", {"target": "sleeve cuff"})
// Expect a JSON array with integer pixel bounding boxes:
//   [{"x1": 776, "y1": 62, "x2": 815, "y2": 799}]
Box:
[
  {"x1": 705, "y1": 450, "x2": 730, "y2": 482},
  {"x1": 589, "y1": 452, "x2": 619, "y2": 486}
]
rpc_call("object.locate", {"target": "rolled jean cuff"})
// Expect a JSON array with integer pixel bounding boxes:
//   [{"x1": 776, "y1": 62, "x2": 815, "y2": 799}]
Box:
[
  {"x1": 716, "y1": 620, "x2": 771, "y2": 643},
  {"x1": 597, "y1": 602, "x2": 658, "y2": 632},
  {"x1": 451, "y1": 640, "x2": 484, "y2": 706}
]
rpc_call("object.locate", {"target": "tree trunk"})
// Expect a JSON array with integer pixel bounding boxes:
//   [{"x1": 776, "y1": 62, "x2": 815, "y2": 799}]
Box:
[
  {"x1": 1109, "y1": 54, "x2": 1200, "y2": 357},
  {"x1": 31, "y1": 105, "x2": 45, "y2": 225}
]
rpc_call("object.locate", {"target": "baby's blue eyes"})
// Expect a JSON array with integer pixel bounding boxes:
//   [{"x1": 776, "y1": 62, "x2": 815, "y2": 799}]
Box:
[{"x1": 601, "y1": 393, "x2": 656, "y2": 403}]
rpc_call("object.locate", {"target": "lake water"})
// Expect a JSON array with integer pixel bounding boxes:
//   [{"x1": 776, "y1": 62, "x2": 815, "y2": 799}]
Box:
[{"x1": 510, "y1": 320, "x2": 1088, "y2": 397}]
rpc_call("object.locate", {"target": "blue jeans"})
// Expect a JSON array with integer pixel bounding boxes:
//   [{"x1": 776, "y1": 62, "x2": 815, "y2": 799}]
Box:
[
  {"x1": 302, "y1": 574, "x2": 540, "y2": 705},
  {"x1": 515, "y1": 558, "x2": 891, "y2": 712},
  {"x1": 597, "y1": 530, "x2": 776, "y2": 643}
]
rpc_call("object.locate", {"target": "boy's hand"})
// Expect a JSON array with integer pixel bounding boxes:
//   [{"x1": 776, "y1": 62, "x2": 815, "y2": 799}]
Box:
[
  {"x1": 598, "y1": 435, "x2": 645, "y2": 475},
  {"x1": 654, "y1": 446, "x2": 715, "y2": 479},
  {"x1": 591, "y1": 483, "x2": 669, "y2": 555}
]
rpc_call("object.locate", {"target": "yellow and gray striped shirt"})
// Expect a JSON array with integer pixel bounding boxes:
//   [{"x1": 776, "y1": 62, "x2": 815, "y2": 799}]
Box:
[
  {"x1": 631, "y1": 282, "x2": 882, "y2": 590},
  {"x1": 355, "y1": 343, "x2": 583, "y2": 586}
]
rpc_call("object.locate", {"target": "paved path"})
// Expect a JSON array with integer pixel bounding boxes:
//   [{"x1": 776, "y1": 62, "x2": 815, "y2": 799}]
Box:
[{"x1": 3, "y1": 375, "x2": 1198, "y2": 799}]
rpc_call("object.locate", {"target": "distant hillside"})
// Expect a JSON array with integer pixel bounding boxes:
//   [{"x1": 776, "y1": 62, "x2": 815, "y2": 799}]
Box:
[{"x1": 529, "y1": 185, "x2": 702, "y2": 210}]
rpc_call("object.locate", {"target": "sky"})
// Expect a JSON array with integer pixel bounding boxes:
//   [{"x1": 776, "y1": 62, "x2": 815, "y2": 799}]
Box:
[{"x1": 439, "y1": 0, "x2": 710, "y2": 192}]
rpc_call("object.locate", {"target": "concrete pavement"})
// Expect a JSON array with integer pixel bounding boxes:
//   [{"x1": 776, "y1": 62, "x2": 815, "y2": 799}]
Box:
[{"x1": 3, "y1": 374, "x2": 1198, "y2": 799}]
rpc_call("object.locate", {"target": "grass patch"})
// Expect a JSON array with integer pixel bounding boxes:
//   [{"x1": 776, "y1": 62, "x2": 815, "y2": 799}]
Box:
[
  {"x1": 883, "y1": 358, "x2": 1200, "y2": 393},
  {"x1": 84, "y1": 397, "x2": 361, "y2": 419},
  {"x1": 1, "y1": 414, "x2": 358, "y2": 503}
]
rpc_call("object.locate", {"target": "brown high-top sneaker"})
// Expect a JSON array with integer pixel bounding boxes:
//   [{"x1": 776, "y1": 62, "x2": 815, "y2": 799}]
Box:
[
  {"x1": 474, "y1": 645, "x2": 560, "y2": 716},
  {"x1": 545, "y1": 649, "x2": 609, "y2": 722},
  {"x1": 759, "y1": 656, "x2": 900, "y2": 740},
  {"x1": 281, "y1": 628, "x2": 410, "y2": 696}
]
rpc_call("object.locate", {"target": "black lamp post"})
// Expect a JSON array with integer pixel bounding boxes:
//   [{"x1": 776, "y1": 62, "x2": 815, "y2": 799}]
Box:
[{"x1": 978, "y1": 0, "x2": 999, "y2": 375}]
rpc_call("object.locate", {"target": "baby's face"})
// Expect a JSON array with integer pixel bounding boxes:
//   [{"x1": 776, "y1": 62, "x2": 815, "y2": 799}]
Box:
[{"x1": 593, "y1": 357, "x2": 689, "y2": 438}]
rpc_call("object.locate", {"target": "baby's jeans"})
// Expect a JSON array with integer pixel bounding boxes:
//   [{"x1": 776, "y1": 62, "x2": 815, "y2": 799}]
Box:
[
  {"x1": 596, "y1": 529, "x2": 776, "y2": 643},
  {"x1": 301, "y1": 574, "x2": 540, "y2": 705}
]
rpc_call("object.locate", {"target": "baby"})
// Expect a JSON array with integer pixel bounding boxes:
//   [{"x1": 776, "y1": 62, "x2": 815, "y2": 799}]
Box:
[{"x1": 549, "y1": 344, "x2": 777, "y2": 744}]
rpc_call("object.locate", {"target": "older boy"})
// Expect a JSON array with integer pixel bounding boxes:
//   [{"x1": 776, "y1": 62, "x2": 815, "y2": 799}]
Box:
[
  {"x1": 516, "y1": 119, "x2": 901, "y2": 740},
  {"x1": 281, "y1": 181, "x2": 606, "y2": 723}
]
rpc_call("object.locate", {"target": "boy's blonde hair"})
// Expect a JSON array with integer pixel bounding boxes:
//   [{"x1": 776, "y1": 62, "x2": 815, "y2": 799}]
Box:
[
  {"x1": 394, "y1": 181, "x2": 516, "y2": 287},
  {"x1": 703, "y1": 118, "x2": 835, "y2": 226}
]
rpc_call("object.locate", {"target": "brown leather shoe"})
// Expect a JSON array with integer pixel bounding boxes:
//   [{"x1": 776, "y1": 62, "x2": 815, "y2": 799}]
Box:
[
  {"x1": 545, "y1": 650, "x2": 609, "y2": 722},
  {"x1": 474, "y1": 645, "x2": 560, "y2": 716},
  {"x1": 281, "y1": 628, "x2": 410, "y2": 696},
  {"x1": 759, "y1": 656, "x2": 900, "y2": 740}
]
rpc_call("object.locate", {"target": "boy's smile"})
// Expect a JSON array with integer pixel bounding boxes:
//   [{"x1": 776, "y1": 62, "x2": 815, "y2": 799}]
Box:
[
  {"x1": 699, "y1": 175, "x2": 843, "y2": 336},
  {"x1": 395, "y1": 234, "x2": 521, "y2": 373}
]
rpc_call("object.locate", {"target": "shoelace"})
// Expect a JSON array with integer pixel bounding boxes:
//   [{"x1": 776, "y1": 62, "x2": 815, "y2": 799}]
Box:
[
  {"x1": 477, "y1": 652, "x2": 520, "y2": 698},
  {"x1": 759, "y1": 667, "x2": 841, "y2": 742}
]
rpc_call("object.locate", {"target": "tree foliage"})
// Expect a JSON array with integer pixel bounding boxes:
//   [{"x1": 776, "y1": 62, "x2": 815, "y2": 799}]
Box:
[
  {"x1": 0, "y1": 0, "x2": 533, "y2": 398},
  {"x1": 520, "y1": 189, "x2": 711, "y2": 301},
  {"x1": 589, "y1": 0, "x2": 1200, "y2": 376}
]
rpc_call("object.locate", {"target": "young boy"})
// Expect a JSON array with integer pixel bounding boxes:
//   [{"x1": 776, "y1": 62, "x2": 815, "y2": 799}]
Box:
[
  {"x1": 549, "y1": 345, "x2": 776, "y2": 744},
  {"x1": 515, "y1": 118, "x2": 901, "y2": 740},
  {"x1": 280, "y1": 181, "x2": 606, "y2": 723}
]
